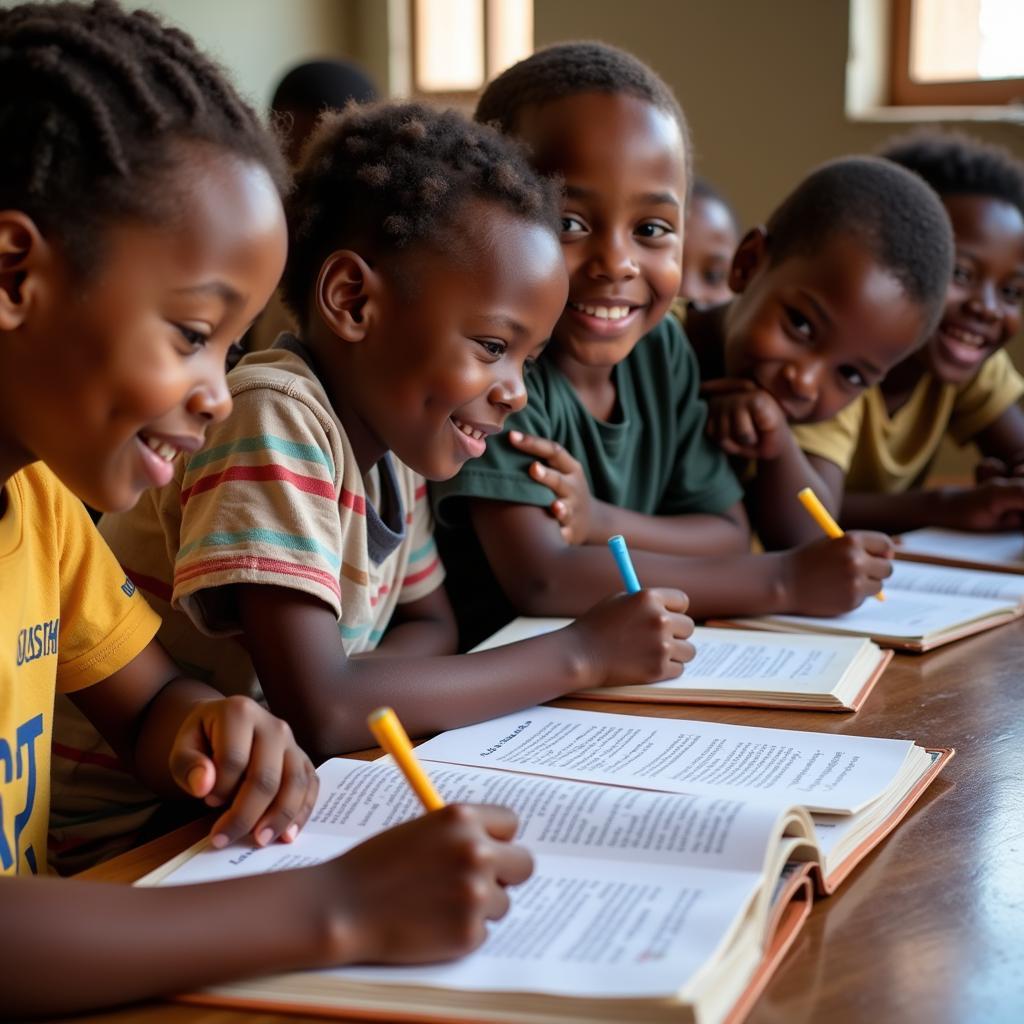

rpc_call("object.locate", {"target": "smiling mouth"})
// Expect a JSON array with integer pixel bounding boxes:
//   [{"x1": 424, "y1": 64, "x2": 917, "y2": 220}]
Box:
[
  {"x1": 940, "y1": 324, "x2": 991, "y2": 350},
  {"x1": 137, "y1": 432, "x2": 186, "y2": 462},
  {"x1": 450, "y1": 416, "x2": 486, "y2": 442},
  {"x1": 569, "y1": 301, "x2": 636, "y2": 321}
]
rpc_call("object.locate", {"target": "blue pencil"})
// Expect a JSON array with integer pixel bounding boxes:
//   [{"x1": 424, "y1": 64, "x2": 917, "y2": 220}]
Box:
[{"x1": 608, "y1": 534, "x2": 641, "y2": 593}]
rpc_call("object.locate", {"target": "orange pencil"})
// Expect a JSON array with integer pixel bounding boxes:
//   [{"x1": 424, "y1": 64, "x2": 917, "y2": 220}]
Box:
[{"x1": 367, "y1": 706, "x2": 445, "y2": 811}]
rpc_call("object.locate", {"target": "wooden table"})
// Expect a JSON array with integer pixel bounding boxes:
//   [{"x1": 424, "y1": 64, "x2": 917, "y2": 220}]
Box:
[{"x1": 65, "y1": 619, "x2": 1024, "y2": 1024}]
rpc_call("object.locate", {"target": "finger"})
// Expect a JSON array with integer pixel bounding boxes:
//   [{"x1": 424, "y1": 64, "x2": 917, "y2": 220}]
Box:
[
  {"x1": 863, "y1": 555, "x2": 894, "y2": 582},
  {"x1": 551, "y1": 498, "x2": 569, "y2": 523},
  {"x1": 282, "y1": 762, "x2": 320, "y2": 843},
  {"x1": 648, "y1": 587, "x2": 690, "y2": 614},
  {"x1": 672, "y1": 639, "x2": 697, "y2": 665},
  {"x1": 750, "y1": 394, "x2": 780, "y2": 432},
  {"x1": 207, "y1": 726, "x2": 287, "y2": 849},
  {"x1": 200, "y1": 702, "x2": 258, "y2": 809},
  {"x1": 530, "y1": 461, "x2": 572, "y2": 497},
  {"x1": 730, "y1": 406, "x2": 758, "y2": 447},
  {"x1": 475, "y1": 803, "x2": 521, "y2": 842},
  {"x1": 700, "y1": 377, "x2": 758, "y2": 396},
  {"x1": 850, "y1": 530, "x2": 895, "y2": 557},
  {"x1": 668, "y1": 612, "x2": 695, "y2": 639},
  {"x1": 167, "y1": 711, "x2": 228, "y2": 807},
  {"x1": 492, "y1": 842, "x2": 534, "y2": 888},
  {"x1": 509, "y1": 431, "x2": 569, "y2": 468},
  {"x1": 250, "y1": 747, "x2": 317, "y2": 848}
]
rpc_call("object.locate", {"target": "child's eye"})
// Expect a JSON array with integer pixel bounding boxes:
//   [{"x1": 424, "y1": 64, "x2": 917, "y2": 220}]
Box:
[
  {"x1": 838, "y1": 365, "x2": 866, "y2": 388},
  {"x1": 636, "y1": 221, "x2": 671, "y2": 239},
  {"x1": 952, "y1": 263, "x2": 973, "y2": 287},
  {"x1": 475, "y1": 338, "x2": 507, "y2": 359},
  {"x1": 784, "y1": 307, "x2": 813, "y2": 339},
  {"x1": 174, "y1": 323, "x2": 209, "y2": 348},
  {"x1": 560, "y1": 215, "x2": 587, "y2": 235},
  {"x1": 1001, "y1": 282, "x2": 1024, "y2": 305},
  {"x1": 703, "y1": 268, "x2": 727, "y2": 286}
]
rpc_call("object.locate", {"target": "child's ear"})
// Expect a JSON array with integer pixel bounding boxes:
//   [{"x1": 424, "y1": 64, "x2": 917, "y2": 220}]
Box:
[
  {"x1": 315, "y1": 250, "x2": 380, "y2": 342},
  {"x1": 729, "y1": 226, "x2": 769, "y2": 295},
  {"x1": 0, "y1": 211, "x2": 44, "y2": 331}
]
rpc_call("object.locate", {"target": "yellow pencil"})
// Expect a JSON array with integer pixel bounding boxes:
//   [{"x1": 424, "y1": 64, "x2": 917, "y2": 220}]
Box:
[
  {"x1": 797, "y1": 486, "x2": 886, "y2": 601},
  {"x1": 367, "y1": 706, "x2": 445, "y2": 812}
]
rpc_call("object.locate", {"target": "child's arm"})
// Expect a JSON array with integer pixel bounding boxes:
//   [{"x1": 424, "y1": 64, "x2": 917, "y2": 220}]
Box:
[
  {"x1": 70, "y1": 638, "x2": 318, "y2": 849},
  {"x1": 232, "y1": 581, "x2": 694, "y2": 764},
  {"x1": 359, "y1": 588, "x2": 460, "y2": 659},
  {"x1": 973, "y1": 402, "x2": 1024, "y2": 472},
  {"x1": 470, "y1": 499, "x2": 892, "y2": 623},
  {"x1": 1, "y1": 803, "x2": 530, "y2": 1016},
  {"x1": 508, "y1": 430, "x2": 749, "y2": 556}
]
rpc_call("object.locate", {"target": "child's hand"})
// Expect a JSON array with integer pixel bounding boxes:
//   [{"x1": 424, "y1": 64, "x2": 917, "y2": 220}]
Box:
[
  {"x1": 781, "y1": 533, "x2": 893, "y2": 615},
  {"x1": 319, "y1": 804, "x2": 533, "y2": 964},
  {"x1": 702, "y1": 379, "x2": 788, "y2": 460},
  {"x1": 941, "y1": 479, "x2": 1024, "y2": 530},
  {"x1": 170, "y1": 695, "x2": 319, "y2": 850},
  {"x1": 571, "y1": 588, "x2": 695, "y2": 686},
  {"x1": 509, "y1": 430, "x2": 598, "y2": 544}
]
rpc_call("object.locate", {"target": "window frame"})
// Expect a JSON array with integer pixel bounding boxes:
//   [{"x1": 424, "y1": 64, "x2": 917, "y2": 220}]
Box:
[{"x1": 889, "y1": 0, "x2": 1024, "y2": 106}]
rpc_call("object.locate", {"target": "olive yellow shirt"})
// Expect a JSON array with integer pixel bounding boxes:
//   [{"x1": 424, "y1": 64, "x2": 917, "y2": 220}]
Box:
[
  {"x1": 792, "y1": 349, "x2": 1024, "y2": 493},
  {"x1": 0, "y1": 463, "x2": 159, "y2": 875}
]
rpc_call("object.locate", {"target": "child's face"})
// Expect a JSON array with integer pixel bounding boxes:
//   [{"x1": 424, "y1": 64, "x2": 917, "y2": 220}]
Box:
[
  {"x1": 5, "y1": 150, "x2": 287, "y2": 512},
  {"x1": 680, "y1": 195, "x2": 737, "y2": 309},
  {"x1": 924, "y1": 195, "x2": 1024, "y2": 385},
  {"x1": 724, "y1": 232, "x2": 926, "y2": 423},
  {"x1": 352, "y1": 203, "x2": 567, "y2": 480},
  {"x1": 514, "y1": 92, "x2": 687, "y2": 369}
]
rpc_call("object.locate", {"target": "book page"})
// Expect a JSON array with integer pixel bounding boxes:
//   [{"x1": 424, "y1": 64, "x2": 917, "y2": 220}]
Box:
[
  {"x1": 898, "y1": 528, "x2": 1024, "y2": 568},
  {"x1": 888, "y1": 560, "x2": 1024, "y2": 601},
  {"x1": 760, "y1": 588, "x2": 1014, "y2": 638},
  {"x1": 156, "y1": 758, "x2": 792, "y2": 886},
  {"x1": 150, "y1": 759, "x2": 779, "y2": 999},
  {"x1": 415, "y1": 706, "x2": 916, "y2": 814},
  {"x1": 477, "y1": 619, "x2": 866, "y2": 695}
]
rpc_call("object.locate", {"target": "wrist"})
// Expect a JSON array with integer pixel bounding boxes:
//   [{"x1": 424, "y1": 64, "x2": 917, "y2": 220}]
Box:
[
  {"x1": 768, "y1": 551, "x2": 797, "y2": 614},
  {"x1": 302, "y1": 862, "x2": 363, "y2": 968},
  {"x1": 562, "y1": 621, "x2": 602, "y2": 689}
]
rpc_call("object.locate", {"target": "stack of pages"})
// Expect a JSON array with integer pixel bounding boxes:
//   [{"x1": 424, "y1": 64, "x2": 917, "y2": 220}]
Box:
[
  {"x1": 141, "y1": 706, "x2": 951, "y2": 1024},
  {"x1": 896, "y1": 527, "x2": 1024, "y2": 574},
  {"x1": 474, "y1": 618, "x2": 891, "y2": 711},
  {"x1": 720, "y1": 559, "x2": 1024, "y2": 651}
]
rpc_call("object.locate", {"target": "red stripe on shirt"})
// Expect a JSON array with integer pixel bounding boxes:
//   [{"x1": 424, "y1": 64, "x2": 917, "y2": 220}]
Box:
[
  {"x1": 339, "y1": 488, "x2": 366, "y2": 514},
  {"x1": 414, "y1": 483, "x2": 428, "y2": 500},
  {"x1": 402, "y1": 557, "x2": 441, "y2": 587},
  {"x1": 181, "y1": 464, "x2": 336, "y2": 506},
  {"x1": 175, "y1": 554, "x2": 342, "y2": 600},
  {"x1": 52, "y1": 742, "x2": 130, "y2": 774}
]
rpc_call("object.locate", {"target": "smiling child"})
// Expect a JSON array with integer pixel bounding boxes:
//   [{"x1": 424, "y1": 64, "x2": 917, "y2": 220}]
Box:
[{"x1": 793, "y1": 132, "x2": 1024, "y2": 533}]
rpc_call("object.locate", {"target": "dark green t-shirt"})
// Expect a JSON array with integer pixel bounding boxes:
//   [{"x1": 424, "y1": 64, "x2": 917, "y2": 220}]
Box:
[{"x1": 432, "y1": 316, "x2": 743, "y2": 648}]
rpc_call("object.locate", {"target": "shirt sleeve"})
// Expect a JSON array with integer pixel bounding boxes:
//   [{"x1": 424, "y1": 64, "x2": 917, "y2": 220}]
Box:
[
  {"x1": 54, "y1": 478, "x2": 161, "y2": 693},
  {"x1": 948, "y1": 349, "x2": 1024, "y2": 444},
  {"x1": 658, "y1": 321, "x2": 744, "y2": 515},
  {"x1": 398, "y1": 476, "x2": 445, "y2": 604},
  {"x1": 431, "y1": 367, "x2": 557, "y2": 528},
  {"x1": 791, "y1": 395, "x2": 867, "y2": 473},
  {"x1": 172, "y1": 384, "x2": 345, "y2": 632}
]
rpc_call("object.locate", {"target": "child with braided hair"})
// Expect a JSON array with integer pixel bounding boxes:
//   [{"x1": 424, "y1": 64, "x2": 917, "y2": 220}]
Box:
[
  {"x1": 70, "y1": 99, "x2": 695, "y2": 867},
  {"x1": 2, "y1": 1, "x2": 544, "y2": 1013}
]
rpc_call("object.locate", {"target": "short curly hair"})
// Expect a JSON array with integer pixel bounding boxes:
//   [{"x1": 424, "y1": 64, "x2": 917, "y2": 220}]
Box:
[
  {"x1": 766, "y1": 156, "x2": 954, "y2": 337},
  {"x1": 281, "y1": 100, "x2": 563, "y2": 324},
  {"x1": 880, "y1": 130, "x2": 1024, "y2": 218},
  {"x1": 0, "y1": 0, "x2": 287, "y2": 278},
  {"x1": 474, "y1": 41, "x2": 691, "y2": 186}
]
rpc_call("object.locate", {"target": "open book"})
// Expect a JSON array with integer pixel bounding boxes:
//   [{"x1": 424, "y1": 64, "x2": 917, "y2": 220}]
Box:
[
  {"x1": 474, "y1": 620, "x2": 892, "y2": 711},
  {"x1": 897, "y1": 527, "x2": 1024, "y2": 575},
  {"x1": 141, "y1": 707, "x2": 951, "y2": 1024},
  {"x1": 717, "y1": 559, "x2": 1024, "y2": 652}
]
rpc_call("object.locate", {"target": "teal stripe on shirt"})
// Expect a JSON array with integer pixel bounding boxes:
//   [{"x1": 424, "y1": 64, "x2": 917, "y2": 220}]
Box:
[
  {"x1": 177, "y1": 528, "x2": 341, "y2": 570},
  {"x1": 185, "y1": 434, "x2": 334, "y2": 475},
  {"x1": 408, "y1": 538, "x2": 437, "y2": 563}
]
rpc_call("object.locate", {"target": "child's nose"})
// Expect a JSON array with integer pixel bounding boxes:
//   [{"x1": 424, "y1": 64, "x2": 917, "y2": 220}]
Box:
[
  {"x1": 966, "y1": 278, "x2": 1001, "y2": 320},
  {"x1": 588, "y1": 231, "x2": 638, "y2": 282},
  {"x1": 489, "y1": 371, "x2": 527, "y2": 413},
  {"x1": 188, "y1": 364, "x2": 233, "y2": 424},
  {"x1": 785, "y1": 359, "x2": 822, "y2": 399}
]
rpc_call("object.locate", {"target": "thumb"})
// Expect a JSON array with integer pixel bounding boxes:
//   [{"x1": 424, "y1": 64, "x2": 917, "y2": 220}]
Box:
[{"x1": 169, "y1": 712, "x2": 217, "y2": 798}]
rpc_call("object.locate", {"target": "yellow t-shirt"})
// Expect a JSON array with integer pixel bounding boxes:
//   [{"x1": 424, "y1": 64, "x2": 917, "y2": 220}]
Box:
[
  {"x1": 792, "y1": 349, "x2": 1024, "y2": 493},
  {"x1": 0, "y1": 463, "x2": 159, "y2": 875}
]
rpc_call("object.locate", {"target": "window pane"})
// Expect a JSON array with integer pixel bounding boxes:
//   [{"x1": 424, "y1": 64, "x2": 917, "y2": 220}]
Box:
[
  {"x1": 487, "y1": 0, "x2": 532, "y2": 79},
  {"x1": 415, "y1": 0, "x2": 484, "y2": 92},
  {"x1": 911, "y1": 0, "x2": 1024, "y2": 83}
]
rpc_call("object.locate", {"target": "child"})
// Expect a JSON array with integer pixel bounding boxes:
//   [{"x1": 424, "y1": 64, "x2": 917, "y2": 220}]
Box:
[
  {"x1": 681, "y1": 155, "x2": 954, "y2": 549},
  {"x1": 792, "y1": 132, "x2": 1024, "y2": 534},
  {"x1": 679, "y1": 176, "x2": 740, "y2": 309},
  {"x1": 2, "y1": 2, "x2": 532, "y2": 1013},
  {"x1": 55, "y1": 99, "x2": 692, "y2": 869}
]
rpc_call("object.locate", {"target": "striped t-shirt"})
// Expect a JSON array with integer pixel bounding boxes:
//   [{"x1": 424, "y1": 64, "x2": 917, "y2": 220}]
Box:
[{"x1": 49, "y1": 341, "x2": 443, "y2": 873}]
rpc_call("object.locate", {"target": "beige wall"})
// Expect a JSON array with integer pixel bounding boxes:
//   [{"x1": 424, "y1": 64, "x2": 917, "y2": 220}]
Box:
[{"x1": 534, "y1": 0, "x2": 1024, "y2": 226}]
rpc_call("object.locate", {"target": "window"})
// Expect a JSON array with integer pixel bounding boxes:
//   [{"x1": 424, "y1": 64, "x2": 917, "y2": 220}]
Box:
[
  {"x1": 891, "y1": 0, "x2": 1024, "y2": 105},
  {"x1": 412, "y1": 0, "x2": 532, "y2": 102}
]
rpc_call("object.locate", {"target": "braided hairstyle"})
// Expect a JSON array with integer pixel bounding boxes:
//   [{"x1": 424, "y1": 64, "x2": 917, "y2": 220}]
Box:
[
  {"x1": 474, "y1": 41, "x2": 691, "y2": 186},
  {"x1": 282, "y1": 100, "x2": 562, "y2": 324},
  {"x1": 0, "y1": 0, "x2": 287, "y2": 276}
]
